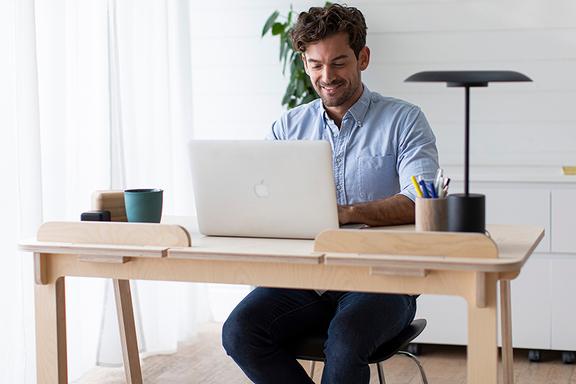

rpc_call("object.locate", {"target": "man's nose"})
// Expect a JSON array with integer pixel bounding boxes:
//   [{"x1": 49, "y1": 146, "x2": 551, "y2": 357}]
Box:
[{"x1": 321, "y1": 66, "x2": 335, "y2": 83}]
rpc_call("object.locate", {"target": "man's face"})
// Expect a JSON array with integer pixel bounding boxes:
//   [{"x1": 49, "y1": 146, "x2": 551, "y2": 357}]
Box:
[{"x1": 303, "y1": 32, "x2": 370, "y2": 109}]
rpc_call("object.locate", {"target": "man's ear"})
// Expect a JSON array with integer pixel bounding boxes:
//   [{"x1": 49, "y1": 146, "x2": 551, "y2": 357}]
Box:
[
  {"x1": 358, "y1": 47, "x2": 370, "y2": 71},
  {"x1": 301, "y1": 54, "x2": 310, "y2": 75}
]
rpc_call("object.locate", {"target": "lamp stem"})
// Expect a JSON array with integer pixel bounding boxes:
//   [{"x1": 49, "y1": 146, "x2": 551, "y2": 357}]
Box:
[{"x1": 464, "y1": 86, "x2": 470, "y2": 196}]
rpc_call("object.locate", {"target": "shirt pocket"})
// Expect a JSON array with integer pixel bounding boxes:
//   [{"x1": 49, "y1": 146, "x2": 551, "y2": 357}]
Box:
[{"x1": 358, "y1": 154, "x2": 397, "y2": 201}]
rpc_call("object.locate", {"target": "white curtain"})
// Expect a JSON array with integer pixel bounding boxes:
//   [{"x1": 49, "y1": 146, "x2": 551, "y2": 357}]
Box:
[
  {"x1": 0, "y1": 0, "x2": 41, "y2": 382},
  {"x1": 2, "y1": 0, "x2": 220, "y2": 381}
]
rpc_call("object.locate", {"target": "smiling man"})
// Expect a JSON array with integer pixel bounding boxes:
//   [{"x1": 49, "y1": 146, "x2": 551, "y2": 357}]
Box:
[
  {"x1": 303, "y1": 33, "x2": 365, "y2": 126},
  {"x1": 222, "y1": 4, "x2": 439, "y2": 384}
]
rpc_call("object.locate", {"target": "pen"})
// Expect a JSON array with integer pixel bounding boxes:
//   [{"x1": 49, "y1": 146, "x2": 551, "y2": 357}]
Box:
[
  {"x1": 418, "y1": 179, "x2": 430, "y2": 198},
  {"x1": 411, "y1": 176, "x2": 424, "y2": 198},
  {"x1": 441, "y1": 177, "x2": 451, "y2": 198},
  {"x1": 434, "y1": 168, "x2": 443, "y2": 196},
  {"x1": 428, "y1": 182, "x2": 437, "y2": 198}
]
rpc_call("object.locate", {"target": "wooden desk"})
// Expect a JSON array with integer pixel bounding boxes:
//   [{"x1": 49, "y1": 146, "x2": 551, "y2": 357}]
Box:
[{"x1": 20, "y1": 219, "x2": 543, "y2": 384}]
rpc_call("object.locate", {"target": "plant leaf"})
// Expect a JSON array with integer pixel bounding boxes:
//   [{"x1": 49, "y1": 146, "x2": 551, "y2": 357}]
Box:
[
  {"x1": 261, "y1": 11, "x2": 279, "y2": 37},
  {"x1": 279, "y1": 36, "x2": 288, "y2": 63},
  {"x1": 290, "y1": 56, "x2": 299, "y2": 74},
  {"x1": 282, "y1": 82, "x2": 296, "y2": 106},
  {"x1": 287, "y1": 5, "x2": 293, "y2": 25},
  {"x1": 296, "y1": 78, "x2": 305, "y2": 95},
  {"x1": 281, "y1": 37, "x2": 291, "y2": 63},
  {"x1": 271, "y1": 22, "x2": 285, "y2": 36}
]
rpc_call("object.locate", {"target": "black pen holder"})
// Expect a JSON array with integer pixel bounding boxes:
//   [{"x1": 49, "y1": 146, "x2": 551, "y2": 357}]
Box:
[{"x1": 447, "y1": 193, "x2": 485, "y2": 233}]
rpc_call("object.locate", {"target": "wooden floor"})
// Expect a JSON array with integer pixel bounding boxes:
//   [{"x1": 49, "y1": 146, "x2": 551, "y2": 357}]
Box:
[{"x1": 77, "y1": 322, "x2": 576, "y2": 384}]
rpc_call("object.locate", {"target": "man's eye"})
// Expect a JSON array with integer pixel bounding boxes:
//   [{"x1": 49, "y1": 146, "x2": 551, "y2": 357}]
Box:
[
  {"x1": 333, "y1": 63, "x2": 344, "y2": 67},
  {"x1": 312, "y1": 66, "x2": 322, "y2": 70}
]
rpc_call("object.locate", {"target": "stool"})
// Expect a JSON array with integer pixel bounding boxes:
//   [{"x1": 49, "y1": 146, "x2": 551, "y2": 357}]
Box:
[{"x1": 286, "y1": 319, "x2": 428, "y2": 384}]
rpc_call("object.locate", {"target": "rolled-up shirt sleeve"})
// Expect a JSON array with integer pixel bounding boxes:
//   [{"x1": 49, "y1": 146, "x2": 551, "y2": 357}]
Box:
[{"x1": 396, "y1": 108, "x2": 439, "y2": 202}]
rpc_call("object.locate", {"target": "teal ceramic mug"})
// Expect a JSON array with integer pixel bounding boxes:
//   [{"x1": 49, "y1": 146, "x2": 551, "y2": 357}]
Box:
[{"x1": 124, "y1": 189, "x2": 163, "y2": 223}]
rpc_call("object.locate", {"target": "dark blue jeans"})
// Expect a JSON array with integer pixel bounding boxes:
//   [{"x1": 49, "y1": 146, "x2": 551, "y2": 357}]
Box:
[{"x1": 222, "y1": 288, "x2": 416, "y2": 384}]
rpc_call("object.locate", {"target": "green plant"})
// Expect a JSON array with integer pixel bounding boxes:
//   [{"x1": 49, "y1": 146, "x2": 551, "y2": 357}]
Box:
[{"x1": 262, "y1": 6, "x2": 318, "y2": 109}]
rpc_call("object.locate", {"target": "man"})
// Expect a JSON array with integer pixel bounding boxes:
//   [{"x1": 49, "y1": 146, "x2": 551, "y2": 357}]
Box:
[{"x1": 222, "y1": 4, "x2": 438, "y2": 384}]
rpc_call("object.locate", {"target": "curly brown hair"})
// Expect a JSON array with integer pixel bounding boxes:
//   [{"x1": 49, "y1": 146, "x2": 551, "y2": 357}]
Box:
[{"x1": 290, "y1": 4, "x2": 367, "y2": 58}]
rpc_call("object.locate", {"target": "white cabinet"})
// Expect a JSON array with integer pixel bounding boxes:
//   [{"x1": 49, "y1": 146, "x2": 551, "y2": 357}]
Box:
[
  {"x1": 510, "y1": 256, "x2": 551, "y2": 349},
  {"x1": 550, "y1": 257, "x2": 576, "y2": 351},
  {"x1": 415, "y1": 295, "x2": 467, "y2": 345},
  {"x1": 551, "y1": 190, "x2": 576, "y2": 253},
  {"x1": 449, "y1": 181, "x2": 551, "y2": 252},
  {"x1": 478, "y1": 186, "x2": 550, "y2": 253}
]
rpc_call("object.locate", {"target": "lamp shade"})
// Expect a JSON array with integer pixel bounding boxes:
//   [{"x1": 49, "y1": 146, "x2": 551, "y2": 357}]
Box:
[{"x1": 405, "y1": 70, "x2": 532, "y2": 87}]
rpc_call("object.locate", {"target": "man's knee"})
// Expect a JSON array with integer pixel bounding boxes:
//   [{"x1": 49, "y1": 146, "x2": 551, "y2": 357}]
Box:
[
  {"x1": 222, "y1": 310, "x2": 250, "y2": 357},
  {"x1": 324, "y1": 330, "x2": 371, "y2": 364}
]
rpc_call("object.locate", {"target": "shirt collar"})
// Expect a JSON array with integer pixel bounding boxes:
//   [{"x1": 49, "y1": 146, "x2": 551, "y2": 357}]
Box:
[{"x1": 320, "y1": 84, "x2": 371, "y2": 127}]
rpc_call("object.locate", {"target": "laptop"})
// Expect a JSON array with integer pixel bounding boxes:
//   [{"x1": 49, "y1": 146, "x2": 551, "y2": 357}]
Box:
[{"x1": 188, "y1": 140, "x2": 340, "y2": 239}]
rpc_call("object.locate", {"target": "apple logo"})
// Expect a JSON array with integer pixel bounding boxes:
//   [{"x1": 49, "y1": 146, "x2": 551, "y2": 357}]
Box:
[{"x1": 253, "y1": 179, "x2": 270, "y2": 198}]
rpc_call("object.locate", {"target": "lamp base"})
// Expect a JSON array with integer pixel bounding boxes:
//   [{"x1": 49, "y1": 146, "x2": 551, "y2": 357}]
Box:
[{"x1": 447, "y1": 193, "x2": 485, "y2": 233}]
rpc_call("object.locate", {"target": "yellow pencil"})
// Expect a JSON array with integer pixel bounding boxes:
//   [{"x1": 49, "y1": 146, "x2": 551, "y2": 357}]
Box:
[{"x1": 411, "y1": 176, "x2": 424, "y2": 198}]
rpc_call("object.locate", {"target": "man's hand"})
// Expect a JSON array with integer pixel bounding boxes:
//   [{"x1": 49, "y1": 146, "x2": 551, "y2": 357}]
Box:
[
  {"x1": 337, "y1": 194, "x2": 415, "y2": 227},
  {"x1": 337, "y1": 205, "x2": 354, "y2": 225}
]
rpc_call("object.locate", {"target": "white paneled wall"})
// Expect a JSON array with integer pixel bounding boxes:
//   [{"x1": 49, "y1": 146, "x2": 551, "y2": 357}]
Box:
[{"x1": 188, "y1": 0, "x2": 576, "y2": 165}]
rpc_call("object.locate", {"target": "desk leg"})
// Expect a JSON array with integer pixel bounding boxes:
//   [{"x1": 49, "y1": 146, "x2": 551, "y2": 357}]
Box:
[
  {"x1": 467, "y1": 275, "x2": 498, "y2": 384},
  {"x1": 113, "y1": 279, "x2": 143, "y2": 384},
  {"x1": 500, "y1": 280, "x2": 514, "y2": 384},
  {"x1": 35, "y1": 276, "x2": 67, "y2": 384}
]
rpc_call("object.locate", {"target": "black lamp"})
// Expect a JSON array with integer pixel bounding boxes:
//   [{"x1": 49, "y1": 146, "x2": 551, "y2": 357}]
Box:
[{"x1": 405, "y1": 71, "x2": 532, "y2": 233}]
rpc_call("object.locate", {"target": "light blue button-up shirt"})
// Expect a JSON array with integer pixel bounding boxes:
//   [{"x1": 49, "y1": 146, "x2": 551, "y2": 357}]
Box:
[{"x1": 268, "y1": 85, "x2": 439, "y2": 204}]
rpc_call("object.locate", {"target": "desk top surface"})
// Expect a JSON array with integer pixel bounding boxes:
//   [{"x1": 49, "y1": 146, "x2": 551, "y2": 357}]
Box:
[
  {"x1": 20, "y1": 216, "x2": 544, "y2": 274},
  {"x1": 168, "y1": 217, "x2": 543, "y2": 272}
]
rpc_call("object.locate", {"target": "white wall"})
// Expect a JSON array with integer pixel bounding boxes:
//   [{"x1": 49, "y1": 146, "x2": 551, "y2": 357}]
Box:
[{"x1": 188, "y1": 0, "x2": 576, "y2": 167}]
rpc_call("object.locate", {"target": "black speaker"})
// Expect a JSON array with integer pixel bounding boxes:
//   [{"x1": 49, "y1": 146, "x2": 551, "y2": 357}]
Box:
[
  {"x1": 80, "y1": 210, "x2": 111, "y2": 222},
  {"x1": 447, "y1": 193, "x2": 485, "y2": 233}
]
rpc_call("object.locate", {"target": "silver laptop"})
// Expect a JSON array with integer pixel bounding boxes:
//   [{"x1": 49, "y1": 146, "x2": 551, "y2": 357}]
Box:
[{"x1": 188, "y1": 140, "x2": 339, "y2": 239}]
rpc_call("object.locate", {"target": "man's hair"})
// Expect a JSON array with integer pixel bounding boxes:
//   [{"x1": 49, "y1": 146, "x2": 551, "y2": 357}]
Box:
[{"x1": 290, "y1": 4, "x2": 367, "y2": 58}]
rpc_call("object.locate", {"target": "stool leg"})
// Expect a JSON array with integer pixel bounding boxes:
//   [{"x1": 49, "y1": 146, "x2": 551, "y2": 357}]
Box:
[
  {"x1": 397, "y1": 351, "x2": 428, "y2": 384},
  {"x1": 309, "y1": 361, "x2": 316, "y2": 379},
  {"x1": 376, "y1": 362, "x2": 387, "y2": 384}
]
